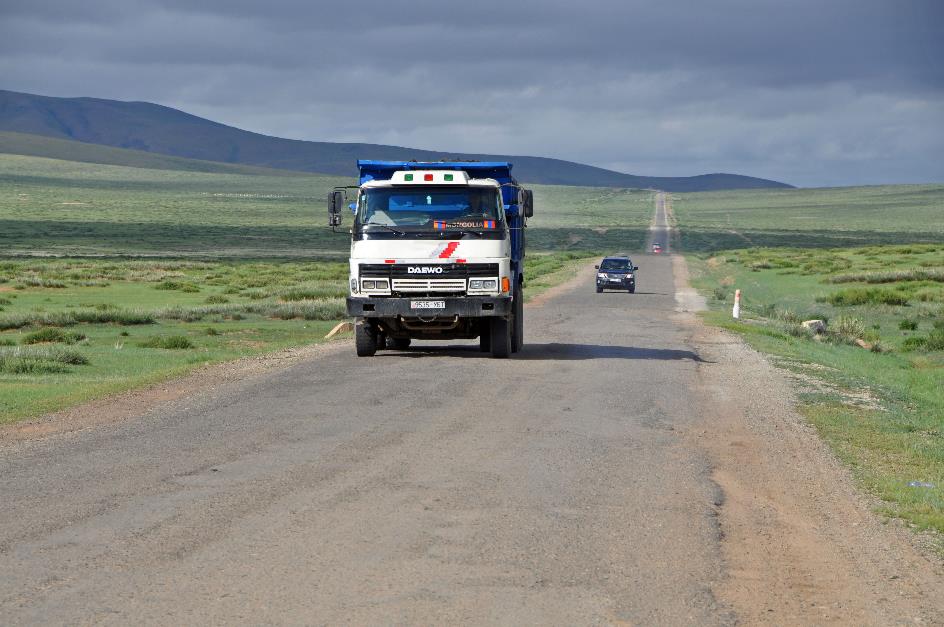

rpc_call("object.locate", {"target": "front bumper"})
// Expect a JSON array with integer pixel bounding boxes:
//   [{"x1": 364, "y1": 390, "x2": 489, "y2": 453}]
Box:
[
  {"x1": 347, "y1": 295, "x2": 513, "y2": 318},
  {"x1": 597, "y1": 278, "x2": 635, "y2": 288}
]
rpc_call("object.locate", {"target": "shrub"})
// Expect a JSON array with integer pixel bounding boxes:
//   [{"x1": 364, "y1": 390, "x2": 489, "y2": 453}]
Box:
[
  {"x1": 822, "y1": 288, "x2": 909, "y2": 307},
  {"x1": 204, "y1": 295, "x2": 229, "y2": 304},
  {"x1": 926, "y1": 329, "x2": 944, "y2": 351},
  {"x1": 712, "y1": 287, "x2": 727, "y2": 301},
  {"x1": 22, "y1": 328, "x2": 86, "y2": 345},
  {"x1": 0, "y1": 338, "x2": 15, "y2": 346},
  {"x1": 829, "y1": 269, "x2": 944, "y2": 284},
  {"x1": 155, "y1": 281, "x2": 200, "y2": 293},
  {"x1": 139, "y1": 335, "x2": 195, "y2": 349},
  {"x1": 278, "y1": 287, "x2": 344, "y2": 301},
  {"x1": 784, "y1": 323, "x2": 813, "y2": 339},
  {"x1": 205, "y1": 327, "x2": 220, "y2": 336},
  {"x1": 0, "y1": 358, "x2": 70, "y2": 374},
  {"x1": 903, "y1": 336, "x2": 928, "y2": 351},
  {"x1": 0, "y1": 345, "x2": 90, "y2": 370},
  {"x1": 826, "y1": 315, "x2": 866, "y2": 344},
  {"x1": 0, "y1": 297, "x2": 11, "y2": 306},
  {"x1": 899, "y1": 319, "x2": 919, "y2": 331}
]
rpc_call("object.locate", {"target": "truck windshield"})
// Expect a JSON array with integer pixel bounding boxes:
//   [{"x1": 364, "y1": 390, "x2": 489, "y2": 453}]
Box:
[{"x1": 357, "y1": 187, "x2": 503, "y2": 231}]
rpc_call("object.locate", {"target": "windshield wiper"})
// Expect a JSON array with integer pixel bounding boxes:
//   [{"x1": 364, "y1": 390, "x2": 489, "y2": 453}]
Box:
[
  {"x1": 452, "y1": 230, "x2": 482, "y2": 238},
  {"x1": 362, "y1": 222, "x2": 404, "y2": 235}
]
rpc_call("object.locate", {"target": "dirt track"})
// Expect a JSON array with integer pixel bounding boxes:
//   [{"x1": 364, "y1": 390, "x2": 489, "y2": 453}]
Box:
[{"x1": 0, "y1": 195, "x2": 941, "y2": 624}]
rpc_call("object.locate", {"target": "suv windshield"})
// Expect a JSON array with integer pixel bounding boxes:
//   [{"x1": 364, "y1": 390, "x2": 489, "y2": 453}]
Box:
[
  {"x1": 357, "y1": 187, "x2": 503, "y2": 231},
  {"x1": 600, "y1": 258, "x2": 632, "y2": 271}
]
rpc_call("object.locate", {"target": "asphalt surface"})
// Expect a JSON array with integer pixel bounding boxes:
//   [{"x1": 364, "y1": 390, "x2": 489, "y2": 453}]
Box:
[{"x1": 0, "y1": 203, "x2": 734, "y2": 624}]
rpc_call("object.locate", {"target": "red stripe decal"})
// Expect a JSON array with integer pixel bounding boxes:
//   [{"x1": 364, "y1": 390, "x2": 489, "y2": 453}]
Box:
[{"x1": 438, "y1": 242, "x2": 460, "y2": 259}]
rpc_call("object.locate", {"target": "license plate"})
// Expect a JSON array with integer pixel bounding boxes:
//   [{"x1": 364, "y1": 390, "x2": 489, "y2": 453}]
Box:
[{"x1": 411, "y1": 300, "x2": 445, "y2": 310}]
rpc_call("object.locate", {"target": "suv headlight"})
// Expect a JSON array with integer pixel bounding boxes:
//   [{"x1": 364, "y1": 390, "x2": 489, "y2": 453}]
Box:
[{"x1": 597, "y1": 273, "x2": 606, "y2": 278}]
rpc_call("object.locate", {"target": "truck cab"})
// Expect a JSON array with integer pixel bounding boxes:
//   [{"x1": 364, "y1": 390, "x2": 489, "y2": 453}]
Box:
[{"x1": 330, "y1": 161, "x2": 533, "y2": 358}]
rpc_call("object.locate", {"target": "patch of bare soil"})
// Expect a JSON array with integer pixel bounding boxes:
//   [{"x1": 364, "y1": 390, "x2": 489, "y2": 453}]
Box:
[
  {"x1": 674, "y1": 257, "x2": 944, "y2": 625},
  {"x1": 0, "y1": 340, "x2": 349, "y2": 446}
]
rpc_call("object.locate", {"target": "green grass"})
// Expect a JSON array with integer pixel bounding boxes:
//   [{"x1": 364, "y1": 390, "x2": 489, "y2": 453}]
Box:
[{"x1": 673, "y1": 185, "x2": 944, "y2": 252}]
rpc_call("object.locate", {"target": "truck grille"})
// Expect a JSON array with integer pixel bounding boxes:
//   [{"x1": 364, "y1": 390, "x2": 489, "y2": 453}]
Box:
[
  {"x1": 359, "y1": 263, "x2": 499, "y2": 279},
  {"x1": 392, "y1": 278, "x2": 467, "y2": 292}
]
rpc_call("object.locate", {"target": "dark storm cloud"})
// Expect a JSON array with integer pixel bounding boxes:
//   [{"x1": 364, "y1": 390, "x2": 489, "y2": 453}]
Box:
[{"x1": 1, "y1": 0, "x2": 942, "y2": 186}]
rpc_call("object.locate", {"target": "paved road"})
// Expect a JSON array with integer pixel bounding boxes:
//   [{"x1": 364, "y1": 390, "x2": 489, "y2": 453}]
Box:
[{"x1": 0, "y1": 203, "x2": 735, "y2": 623}]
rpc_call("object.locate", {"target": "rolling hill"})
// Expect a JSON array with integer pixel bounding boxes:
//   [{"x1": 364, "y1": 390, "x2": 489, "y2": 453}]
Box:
[{"x1": 0, "y1": 89, "x2": 792, "y2": 191}]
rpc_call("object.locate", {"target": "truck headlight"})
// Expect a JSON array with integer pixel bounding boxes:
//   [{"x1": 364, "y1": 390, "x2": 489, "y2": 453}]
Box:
[
  {"x1": 469, "y1": 279, "x2": 498, "y2": 291},
  {"x1": 597, "y1": 273, "x2": 606, "y2": 278},
  {"x1": 626, "y1": 274, "x2": 633, "y2": 279},
  {"x1": 361, "y1": 278, "x2": 390, "y2": 292}
]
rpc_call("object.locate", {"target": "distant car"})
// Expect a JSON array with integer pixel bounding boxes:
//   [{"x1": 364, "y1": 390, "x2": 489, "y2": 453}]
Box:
[
  {"x1": 651, "y1": 243, "x2": 663, "y2": 254},
  {"x1": 595, "y1": 256, "x2": 638, "y2": 293}
]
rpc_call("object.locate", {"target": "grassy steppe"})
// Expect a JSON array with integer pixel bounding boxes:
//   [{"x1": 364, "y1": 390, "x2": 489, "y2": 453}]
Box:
[
  {"x1": 679, "y1": 186, "x2": 944, "y2": 536},
  {"x1": 674, "y1": 184, "x2": 944, "y2": 252},
  {"x1": 0, "y1": 152, "x2": 651, "y2": 423}
]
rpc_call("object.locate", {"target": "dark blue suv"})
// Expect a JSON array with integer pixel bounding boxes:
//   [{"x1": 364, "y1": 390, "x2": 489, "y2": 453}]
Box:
[{"x1": 595, "y1": 256, "x2": 638, "y2": 293}]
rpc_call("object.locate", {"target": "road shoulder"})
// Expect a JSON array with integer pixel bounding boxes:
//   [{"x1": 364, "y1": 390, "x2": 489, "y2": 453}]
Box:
[
  {"x1": 0, "y1": 340, "x2": 348, "y2": 446},
  {"x1": 672, "y1": 254, "x2": 944, "y2": 624}
]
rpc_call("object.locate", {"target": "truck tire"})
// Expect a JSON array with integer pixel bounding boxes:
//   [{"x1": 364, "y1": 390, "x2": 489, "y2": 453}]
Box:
[
  {"x1": 390, "y1": 338, "x2": 411, "y2": 350},
  {"x1": 596, "y1": 286, "x2": 603, "y2": 293},
  {"x1": 479, "y1": 323, "x2": 491, "y2": 352},
  {"x1": 355, "y1": 320, "x2": 377, "y2": 357},
  {"x1": 490, "y1": 317, "x2": 511, "y2": 358},
  {"x1": 628, "y1": 286, "x2": 635, "y2": 294},
  {"x1": 512, "y1": 284, "x2": 524, "y2": 353}
]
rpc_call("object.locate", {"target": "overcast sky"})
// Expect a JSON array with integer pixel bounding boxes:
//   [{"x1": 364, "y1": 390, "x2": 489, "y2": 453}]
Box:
[{"x1": 1, "y1": 0, "x2": 942, "y2": 187}]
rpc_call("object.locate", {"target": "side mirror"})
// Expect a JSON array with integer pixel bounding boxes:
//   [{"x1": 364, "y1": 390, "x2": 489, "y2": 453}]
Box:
[
  {"x1": 522, "y1": 189, "x2": 534, "y2": 218},
  {"x1": 633, "y1": 266, "x2": 639, "y2": 271},
  {"x1": 328, "y1": 190, "x2": 345, "y2": 227},
  {"x1": 594, "y1": 265, "x2": 599, "y2": 269}
]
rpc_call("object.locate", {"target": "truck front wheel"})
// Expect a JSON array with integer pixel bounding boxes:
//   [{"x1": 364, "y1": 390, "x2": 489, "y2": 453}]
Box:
[
  {"x1": 490, "y1": 317, "x2": 511, "y2": 358},
  {"x1": 355, "y1": 320, "x2": 378, "y2": 357},
  {"x1": 479, "y1": 323, "x2": 491, "y2": 353},
  {"x1": 512, "y1": 283, "x2": 524, "y2": 353}
]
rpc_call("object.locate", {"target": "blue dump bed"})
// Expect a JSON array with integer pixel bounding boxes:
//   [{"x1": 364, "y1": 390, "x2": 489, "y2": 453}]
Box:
[{"x1": 357, "y1": 160, "x2": 527, "y2": 267}]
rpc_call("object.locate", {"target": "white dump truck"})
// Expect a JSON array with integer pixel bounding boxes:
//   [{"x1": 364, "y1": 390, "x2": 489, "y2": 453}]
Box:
[{"x1": 329, "y1": 160, "x2": 533, "y2": 358}]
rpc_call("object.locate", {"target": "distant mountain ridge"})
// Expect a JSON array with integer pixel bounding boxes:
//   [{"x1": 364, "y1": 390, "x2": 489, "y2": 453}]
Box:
[{"x1": 0, "y1": 89, "x2": 793, "y2": 191}]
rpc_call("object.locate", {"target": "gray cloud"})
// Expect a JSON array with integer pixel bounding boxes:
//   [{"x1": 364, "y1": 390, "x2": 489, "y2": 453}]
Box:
[{"x1": 1, "y1": 0, "x2": 942, "y2": 186}]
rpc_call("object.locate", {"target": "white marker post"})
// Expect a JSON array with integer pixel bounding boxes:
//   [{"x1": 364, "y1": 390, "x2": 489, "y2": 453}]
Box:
[{"x1": 733, "y1": 289, "x2": 741, "y2": 319}]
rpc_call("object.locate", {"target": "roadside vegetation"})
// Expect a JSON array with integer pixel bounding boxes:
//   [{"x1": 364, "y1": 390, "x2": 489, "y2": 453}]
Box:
[
  {"x1": 687, "y1": 238, "x2": 944, "y2": 536},
  {"x1": 0, "y1": 152, "x2": 652, "y2": 423}
]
